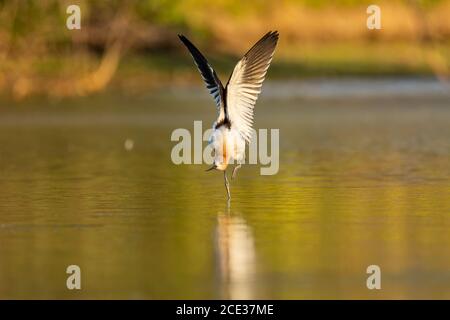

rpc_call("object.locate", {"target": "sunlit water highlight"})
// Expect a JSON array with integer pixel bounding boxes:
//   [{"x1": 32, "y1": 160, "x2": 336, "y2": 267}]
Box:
[{"x1": 0, "y1": 79, "x2": 449, "y2": 299}]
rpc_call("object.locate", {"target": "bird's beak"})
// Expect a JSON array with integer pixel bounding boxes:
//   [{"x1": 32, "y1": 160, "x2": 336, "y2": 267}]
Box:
[{"x1": 205, "y1": 165, "x2": 217, "y2": 171}]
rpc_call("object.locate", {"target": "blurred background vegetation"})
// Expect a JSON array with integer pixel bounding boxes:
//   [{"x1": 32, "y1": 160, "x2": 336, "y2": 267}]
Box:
[{"x1": 0, "y1": 0, "x2": 449, "y2": 99}]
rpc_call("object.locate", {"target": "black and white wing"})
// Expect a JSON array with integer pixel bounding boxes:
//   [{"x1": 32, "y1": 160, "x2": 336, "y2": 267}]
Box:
[
  {"x1": 178, "y1": 34, "x2": 225, "y2": 115},
  {"x1": 226, "y1": 31, "x2": 278, "y2": 142}
]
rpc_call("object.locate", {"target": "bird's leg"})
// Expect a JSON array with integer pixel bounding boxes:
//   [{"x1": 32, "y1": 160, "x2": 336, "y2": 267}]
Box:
[
  {"x1": 224, "y1": 170, "x2": 231, "y2": 200},
  {"x1": 231, "y1": 163, "x2": 242, "y2": 180}
]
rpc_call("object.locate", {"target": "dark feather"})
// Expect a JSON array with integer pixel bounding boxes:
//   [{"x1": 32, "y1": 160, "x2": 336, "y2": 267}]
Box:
[{"x1": 178, "y1": 34, "x2": 225, "y2": 110}]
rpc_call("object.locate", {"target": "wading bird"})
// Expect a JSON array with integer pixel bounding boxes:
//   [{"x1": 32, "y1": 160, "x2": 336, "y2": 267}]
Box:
[{"x1": 179, "y1": 31, "x2": 279, "y2": 200}]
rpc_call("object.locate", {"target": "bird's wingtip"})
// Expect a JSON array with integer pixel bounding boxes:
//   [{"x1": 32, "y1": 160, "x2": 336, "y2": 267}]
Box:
[{"x1": 264, "y1": 30, "x2": 279, "y2": 41}]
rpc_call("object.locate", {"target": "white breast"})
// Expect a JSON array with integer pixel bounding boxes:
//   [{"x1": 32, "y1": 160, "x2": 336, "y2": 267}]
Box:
[{"x1": 210, "y1": 126, "x2": 246, "y2": 169}]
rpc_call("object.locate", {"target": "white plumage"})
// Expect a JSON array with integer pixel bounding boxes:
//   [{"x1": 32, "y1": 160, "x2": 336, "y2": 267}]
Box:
[{"x1": 179, "y1": 31, "x2": 279, "y2": 200}]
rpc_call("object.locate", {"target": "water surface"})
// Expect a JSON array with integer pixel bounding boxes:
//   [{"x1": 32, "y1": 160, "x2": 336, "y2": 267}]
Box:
[{"x1": 0, "y1": 79, "x2": 449, "y2": 299}]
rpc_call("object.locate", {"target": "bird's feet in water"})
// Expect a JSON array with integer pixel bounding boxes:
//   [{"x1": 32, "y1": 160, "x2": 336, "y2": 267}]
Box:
[{"x1": 224, "y1": 171, "x2": 231, "y2": 200}]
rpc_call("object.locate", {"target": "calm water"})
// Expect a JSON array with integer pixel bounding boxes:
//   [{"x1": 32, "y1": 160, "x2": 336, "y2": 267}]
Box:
[{"x1": 0, "y1": 79, "x2": 449, "y2": 299}]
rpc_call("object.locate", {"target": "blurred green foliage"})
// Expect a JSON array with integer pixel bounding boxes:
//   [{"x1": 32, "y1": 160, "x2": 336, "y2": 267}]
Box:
[{"x1": 0, "y1": 0, "x2": 449, "y2": 98}]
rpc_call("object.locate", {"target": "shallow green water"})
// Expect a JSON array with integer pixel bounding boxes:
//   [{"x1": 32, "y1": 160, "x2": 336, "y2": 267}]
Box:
[{"x1": 0, "y1": 80, "x2": 449, "y2": 299}]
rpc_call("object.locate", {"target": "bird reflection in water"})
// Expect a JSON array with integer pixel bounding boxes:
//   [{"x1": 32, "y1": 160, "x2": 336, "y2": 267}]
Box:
[{"x1": 215, "y1": 210, "x2": 256, "y2": 299}]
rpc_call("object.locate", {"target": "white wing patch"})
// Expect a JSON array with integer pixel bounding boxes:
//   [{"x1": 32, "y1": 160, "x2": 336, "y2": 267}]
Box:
[{"x1": 226, "y1": 31, "x2": 278, "y2": 142}]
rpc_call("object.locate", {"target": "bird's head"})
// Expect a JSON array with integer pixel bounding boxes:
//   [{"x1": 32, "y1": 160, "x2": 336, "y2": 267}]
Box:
[{"x1": 206, "y1": 162, "x2": 228, "y2": 172}]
